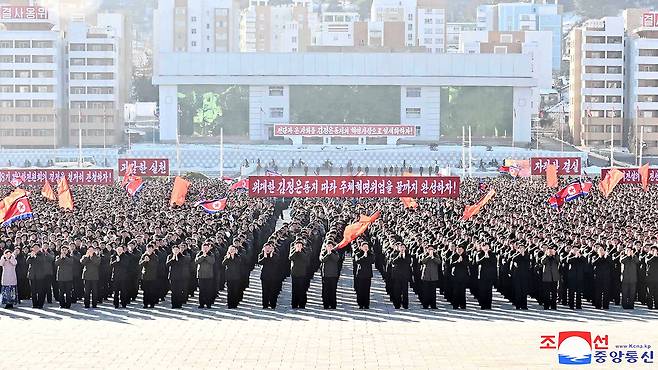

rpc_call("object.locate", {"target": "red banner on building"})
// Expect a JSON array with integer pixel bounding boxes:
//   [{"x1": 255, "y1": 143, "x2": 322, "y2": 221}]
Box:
[
  {"x1": 643, "y1": 12, "x2": 658, "y2": 27},
  {"x1": 0, "y1": 169, "x2": 114, "y2": 186},
  {"x1": 0, "y1": 6, "x2": 48, "y2": 20},
  {"x1": 118, "y1": 158, "x2": 169, "y2": 177},
  {"x1": 601, "y1": 168, "x2": 658, "y2": 184},
  {"x1": 530, "y1": 157, "x2": 582, "y2": 176},
  {"x1": 248, "y1": 176, "x2": 460, "y2": 198},
  {"x1": 273, "y1": 124, "x2": 417, "y2": 137}
]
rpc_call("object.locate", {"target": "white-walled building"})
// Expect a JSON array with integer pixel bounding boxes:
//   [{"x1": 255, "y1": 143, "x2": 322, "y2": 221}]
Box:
[
  {"x1": 313, "y1": 10, "x2": 360, "y2": 47},
  {"x1": 0, "y1": 3, "x2": 63, "y2": 148},
  {"x1": 446, "y1": 22, "x2": 475, "y2": 53},
  {"x1": 154, "y1": 0, "x2": 241, "y2": 54},
  {"x1": 66, "y1": 13, "x2": 128, "y2": 147},
  {"x1": 370, "y1": 0, "x2": 446, "y2": 52},
  {"x1": 626, "y1": 9, "x2": 658, "y2": 155},
  {"x1": 569, "y1": 16, "x2": 625, "y2": 147}
]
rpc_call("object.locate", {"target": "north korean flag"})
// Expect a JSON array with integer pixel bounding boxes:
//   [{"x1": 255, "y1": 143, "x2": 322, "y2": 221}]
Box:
[
  {"x1": 126, "y1": 176, "x2": 144, "y2": 197},
  {"x1": 10, "y1": 177, "x2": 24, "y2": 187},
  {"x1": 196, "y1": 198, "x2": 227, "y2": 214},
  {"x1": 548, "y1": 180, "x2": 592, "y2": 209},
  {"x1": 1, "y1": 196, "x2": 33, "y2": 227},
  {"x1": 229, "y1": 178, "x2": 249, "y2": 191},
  {"x1": 265, "y1": 169, "x2": 282, "y2": 176}
]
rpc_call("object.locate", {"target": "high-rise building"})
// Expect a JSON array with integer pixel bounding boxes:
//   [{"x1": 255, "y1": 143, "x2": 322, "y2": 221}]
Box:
[
  {"x1": 445, "y1": 22, "x2": 475, "y2": 53},
  {"x1": 476, "y1": 1, "x2": 562, "y2": 71},
  {"x1": 0, "y1": 3, "x2": 63, "y2": 148},
  {"x1": 370, "y1": 0, "x2": 447, "y2": 53},
  {"x1": 66, "y1": 13, "x2": 128, "y2": 148},
  {"x1": 625, "y1": 9, "x2": 658, "y2": 156},
  {"x1": 155, "y1": 0, "x2": 241, "y2": 54},
  {"x1": 568, "y1": 16, "x2": 625, "y2": 148},
  {"x1": 239, "y1": 0, "x2": 313, "y2": 53}
]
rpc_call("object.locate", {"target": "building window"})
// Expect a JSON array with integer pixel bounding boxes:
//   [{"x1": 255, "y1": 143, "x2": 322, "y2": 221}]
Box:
[
  {"x1": 416, "y1": 126, "x2": 421, "y2": 136},
  {"x1": 70, "y1": 58, "x2": 85, "y2": 66},
  {"x1": 407, "y1": 34, "x2": 413, "y2": 41},
  {"x1": 606, "y1": 81, "x2": 621, "y2": 88},
  {"x1": 407, "y1": 24, "x2": 413, "y2": 31},
  {"x1": 33, "y1": 100, "x2": 53, "y2": 108},
  {"x1": 191, "y1": 41, "x2": 197, "y2": 46},
  {"x1": 0, "y1": 41, "x2": 13, "y2": 48},
  {"x1": 405, "y1": 108, "x2": 421, "y2": 118},
  {"x1": 32, "y1": 40, "x2": 53, "y2": 48},
  {"x1": 70, "y1": 43, "x2": 86, "y2": 51},
  {"x1": 0, "y1": 100, "x2": 13, "y2": 107},
  {"x1": 15, "y1": 115, "x2": 31, "y2": 123},
  {"x1": 605, "y1": 96, "x2": 622, "y2": 103},
  {"x1": 70, "y1": 87, "x2": 86, "y2": 94},
  {"x1": 15, "y1": 129, "x2": 31, "y2": 136},
  {"x1": 0, "y1": 70, "x2": 12, "y2": 78},
  {"x1": 639, "y1": 49, "x2": 658, "y2": 57},
  {"x1": 70, "y1": 72, "x2": 86, "y2": 80},
  {"x1": 606, "y1": 51, "x2": 622, "y2": 59},
  {"x1": 33, "y1": 114, "x2": 54, "y2": 122},
  {"x1": 15, "y1": 55, "x2": 30, "y2": 63},
  {"x1": 494, "y1": 46, "x2": 507, "y2": 54},
  {"x1": 0, "y1": 115, "x2": 12, "y2": 122},
  {"x1": 0, "y1": 85, "x2": 13, "y2": 93},
  {"x1": 269, "y1": 107, "x2": 284, "y2": 118},
  {"x1": 269, "y1": 86, "x2": 284, "y2": 96},
  {"x1": 408, "y1": 14, "x2": 413, "y2": 21},
  {"x1": 32, "y1": 55, "x2": 53, "y2": 63},
  {"x1": 500, "y1": 34, "x2": 513, "y2": 43},
  {"x1": 15, "y1": 40, "x2": 31, "y2": 48},
  {"x1": 191, "y1": 28, "x2": 197, "y2": 34},
  {"x1": 191, "y1": 16, "x2": 197, "y2": 22},
  {"x1": 406, "y1": 87, "x2": 421, "y2": 98},
  {"x1": 424, "y1": 19, "x2": 432, "y2": 24},
  {"x1": 15, "y1": 100, "x2": 30, "y2": 108}
]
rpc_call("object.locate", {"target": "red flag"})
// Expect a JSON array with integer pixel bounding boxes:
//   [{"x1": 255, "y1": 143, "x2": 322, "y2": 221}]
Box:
[
  {"x1": 169, "y1": 176, "x2": 190, "y2": 206},
  {"x1": 462, "y1": 189, "x2": 495, "y2": 221},
  {"x1": 57, "y1": 176, "x2": 74, "y2": 211},
  {"x1": 639, "y1": 164, "x2": 650, "y2": 192},
  {"x1": 121, "y1": 163, "x2": 134, "y2": 187},
  {"x1": 1, "y1": 196, "x2": 33, "y2": 227},
  {"x1": 229, "y1": 178, "x2": 249, "y2": 191},
  {"x1": 336, "y1": 211, "x2": 381, "y2": 250},
  {"x1": 598, "y1": 168, "x2": 624, "y2": 198},
  {"x1": 41, "y1": 180, "x2": 56, "y2": 201},
  {"x1": 126, "y1": 176, "x2": 144, "y2": 197},
  {"x1": 546, "y1": 163, "x2": 558, "y2": 188}
]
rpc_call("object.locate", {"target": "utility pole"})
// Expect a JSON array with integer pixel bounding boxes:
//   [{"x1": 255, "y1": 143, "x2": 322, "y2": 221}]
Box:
[{"x1": 220, "y1": 126, "x2": 224, "y2": 179}]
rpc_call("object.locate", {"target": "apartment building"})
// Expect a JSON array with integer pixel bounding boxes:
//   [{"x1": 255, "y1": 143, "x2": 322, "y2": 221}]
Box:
[
  {"x1": 0, "y1": 3, "x2": 63, "y2": 148},
  {"x1": 568, "y1": 16, "x2": 625, "y2": 148},
  {"x1": 446, "y1": 22, "x2": 475, "y2": 53},
  {"x1": 370, "y1": 0, "x2": 446, "y2": 53},
  {"x1": 66, "y1": 13, "x2": 128, "y2": 147},
  {"x1": 239, "y1": 0, "x2": 313, "y2": 52},
  {"x1": 313, "y1": 10, "x2": 361, "y2": 47},
  {"x1": 476, "y1": 1, "x2": 562, "y2": 70},
  {"x1": 626, "y1": 9, "x2": 658, "y2": 155},
  {"x1": 155, "y1": 0, "x2": 240, "y2": 54}
]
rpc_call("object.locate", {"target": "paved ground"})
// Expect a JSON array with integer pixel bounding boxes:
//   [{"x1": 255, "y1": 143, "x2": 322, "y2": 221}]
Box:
[{"x1": 2, "y1": 260, "x2": 658, "y2": 369}]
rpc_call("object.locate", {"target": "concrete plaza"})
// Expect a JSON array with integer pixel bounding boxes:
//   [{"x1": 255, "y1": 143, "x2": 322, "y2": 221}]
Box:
[{"x1": 1, "y1": 259, "x2": 657, "y2": 370}]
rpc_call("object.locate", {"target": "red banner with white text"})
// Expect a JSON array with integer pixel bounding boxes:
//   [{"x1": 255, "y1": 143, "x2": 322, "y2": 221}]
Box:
[
  {"x1": 248, "y1": 176, "x2": 460, "y2": 198},
  {"x1": 600, "y1": 168, "x2": 658, "y2": 184},
  {"x1": 530, "y1": 157, "x2": 582, "y2": 176},
  {"x1": 118, "y1": 158, "x2": 169, "y2": 176},
  {"x1": 0, "y1": 169, "x2": 114, "y2": 185}
]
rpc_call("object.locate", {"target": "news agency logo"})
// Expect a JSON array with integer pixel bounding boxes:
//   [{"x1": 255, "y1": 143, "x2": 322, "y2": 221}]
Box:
[
  {"x1": 558, "y1": 331, "x2": 592, "y2": 365},
  {"x1": 540, "y1": 331, "x2": 654, "y2": 366}
]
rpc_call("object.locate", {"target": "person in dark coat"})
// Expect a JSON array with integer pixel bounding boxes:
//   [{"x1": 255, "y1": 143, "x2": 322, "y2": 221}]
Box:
[
  {"x1": 289, "y1": 241, "x2": 308, "y2": 309},
  {"x1": 541, "y1": 246, "x2": 560, "y2": 310},
  {"x1": 15, "y1": 246, "x2": 30, "y2": 301},
  {"x1": 591, "y1": 246, "x2": 612, "y2": 310},
  {"x1": 566, "y1": 247, "x2": 586, "y2": 309},
  {"x1": 353, "y1": 241, "x2": 374, "y2": 309},
  {"x1": 26, "y1": 245, "x2": 47, "y2": 308},
  {"x1": 258, "y1": 243, "x2": 279, "y2": 309},
  {"x1": 510, "y1": 245, "x2": 530, "y2": 310},
  {"x1": 54, "y1": 246, "x2": 74, "y2": 309},
  {"x1": 475, "y1": 244, "x2": 497, "y2": 310},
  {"x1": 139, "y1": 244, "x2": 159, "y2": 308},
  {"x1": 110, "y1": 246, "x2": 131, "y2": 308},
  {"x1": 166, "y1": 245, "x2": 187, "y2": 309},
  {"x1": 620, "y1": 246, "x2": 640, "y2": 309},
  {"x1": 195, "y1": 243, "x2": 215, "y2": 309},
  {"x1": 450, "y1": 244, "x2": 469, "y2": 309},
  {"x1": 80, "y1": 246, "x2": 100, "y2": 308},
  {"x1": 319, "y1": 241, "x2": 340, "y2": 309},
  {"x1": 223, "y1": 245, "x2": 242, "y2": 309},
  {"x1": 646, "y1": 246, "x2": 658, "y2": 310},
  {"x1": 390, "y1": 242, "x2": 412, "y2": 309},
  {"x1": 419, "y1": 244, "x2": 441, "y2": 309},
  {"x1": 42, "y1": 246, "x2": 55, "y2": 304}
]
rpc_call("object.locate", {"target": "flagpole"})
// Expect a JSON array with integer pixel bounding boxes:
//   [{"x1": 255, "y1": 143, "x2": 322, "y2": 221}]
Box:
[
  {"x1": 468, "y1": 125, "x2": 473, "y2": 178},
  {"x1": 639, "y1": 125, "x2": 644, "y2": 167},
  {"x1": 461, "y1": 126, "x2": 466, "y2": 177},
  {"x1": 103, "y1": 105, "x2": 107, "y2": 166},
  {"x1": 220, "y1": 126, "x2": 224, "y2": 179},
  {"x1": 78, "y1": 109, "x2": 82, "y2": 166},
  {"x1": 610, "y1": 108, "x2": 614, "y2": 167},
  {"x1": 53, "y1": 109, "x2": 57, "y2": 162},
  {"x1": 176, "y1": 131, "x2": 181, "y2": 176},
  {"x1": 561, "y1": 104, "x2": 564, "y2": 152}
]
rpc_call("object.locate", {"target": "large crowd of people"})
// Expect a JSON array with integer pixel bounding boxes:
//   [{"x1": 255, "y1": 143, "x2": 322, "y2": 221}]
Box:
[{"x1": 0, "y1": 175, "x2": 657, "y2": 313}]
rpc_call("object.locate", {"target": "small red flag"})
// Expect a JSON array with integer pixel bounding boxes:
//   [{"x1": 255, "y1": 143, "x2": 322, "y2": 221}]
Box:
[
  {"x1": 41, "y1": 180, "x2": 56, "y2": 201},
  {"x1": 336, "y1": 211, "x2": 381, "y2": 250},
  {"x1": 639, "y1": 164, "x2": 650, "y2": 192},
  {"x1": 57, "y1": 176, "x2": 74, "y2": 211},
  {"x1": 169, "y1": 176, "x2": 190, "y2": 206},
  {"x1": 462, "y1": 189, "x2": 495, "y2": 221}
]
